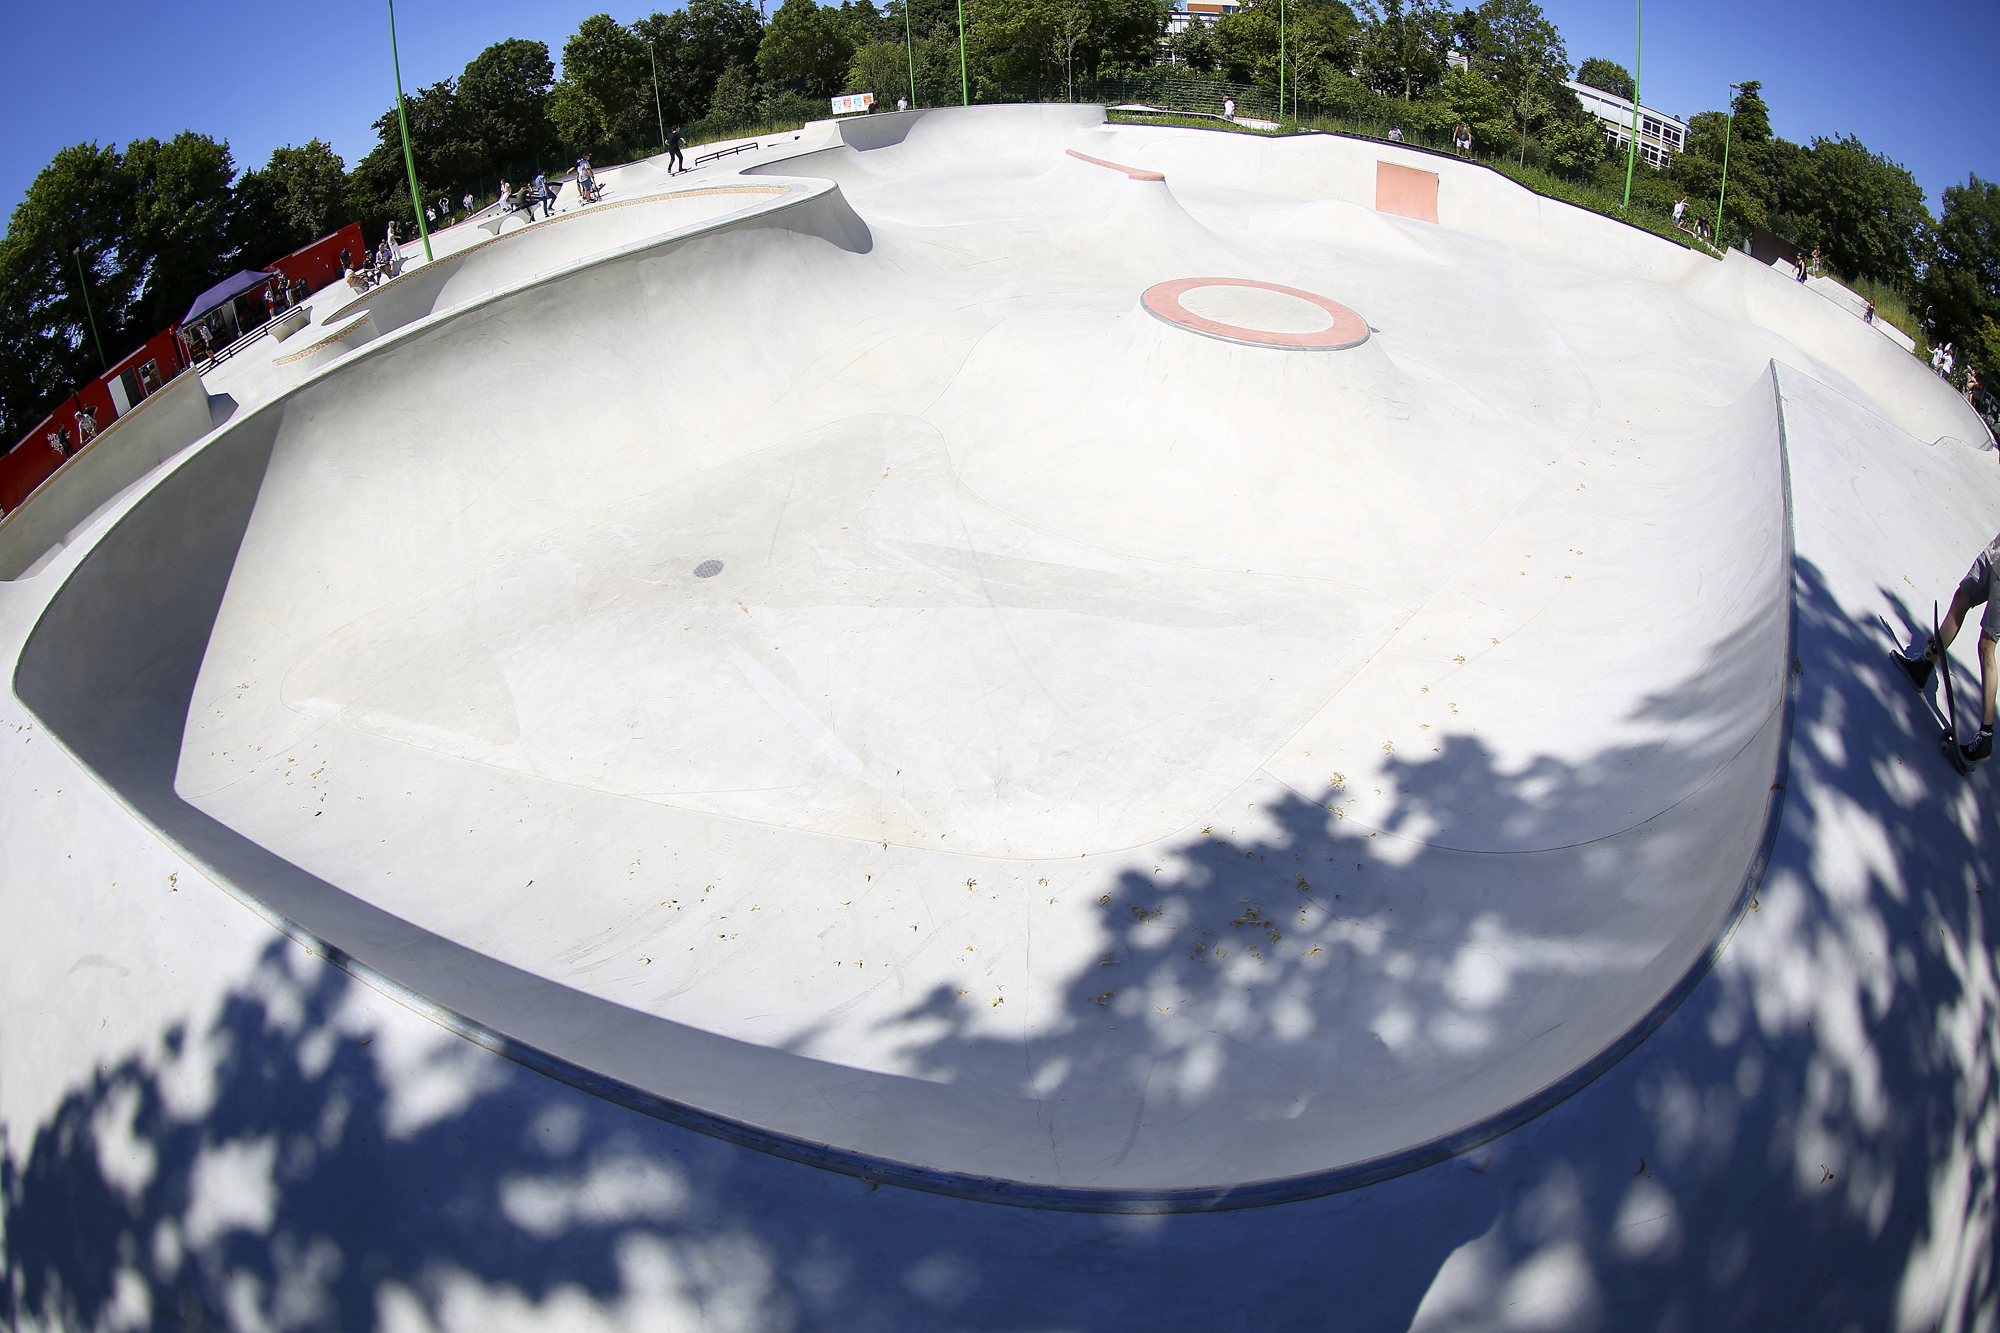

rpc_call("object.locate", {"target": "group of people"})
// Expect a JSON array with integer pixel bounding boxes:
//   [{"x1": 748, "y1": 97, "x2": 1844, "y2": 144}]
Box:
[
  {"x1": 340, "y1": 226, "x2": 407, "y2": 294},
  {"x1": 1670, "y1": 198, "x2": 1715, "y2": 243}
]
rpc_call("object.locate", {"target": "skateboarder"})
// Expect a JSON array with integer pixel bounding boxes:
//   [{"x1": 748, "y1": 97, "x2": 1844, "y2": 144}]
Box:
[
  {"x1": 1894, "y1": 533, "x2": 2000, "y2": 764},
  {"x1": 667, "y1": 125, "x2": 686, "y2": 174}
]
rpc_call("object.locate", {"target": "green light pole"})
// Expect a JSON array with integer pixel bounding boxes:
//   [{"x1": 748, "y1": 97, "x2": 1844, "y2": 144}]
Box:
[
  {"x1": 70, "y1": 247, "x2": 107, "y2": 373},
  {"x1": 1621, "y1": 0, "x2": 1640, "y2": 209},
  {"x1": 904, "y1": 0, "x2": 918, "y2": 107},
  {"x1": 1713, "y1": 82, "x2": 1740, "y2": 252},
  {"x1": 1277, "y1": 0, "x2": 1287, "y2": 123},
  {"x1": 956, "y1": 0, "x2": 969, "y2": 104},
  {"x1": 649, "y1": 41, "x2": 666, "y2": 147},
  {"x1": 387, "y1": 0, "x2": 434, "y2": 263}
]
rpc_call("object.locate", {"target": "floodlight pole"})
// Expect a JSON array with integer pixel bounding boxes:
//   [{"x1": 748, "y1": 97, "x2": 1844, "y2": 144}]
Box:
[
  {"x1": 956, "y1": 0, "x2": 969, "y2": 104},
  {"x1": 70, "y1": 247, "x2": 107, "y2": 373},
  {"x1": 1277, "y1": 0, "x2": 1286, "y2": 123},
  {"x1": 1714, "y1": 82, "x2": 1739, "y2": 251},
  {"x1": 387, "y1": 0, "x2": 434, "y2": 263},
  {"x1": 1621, "y1": 0, "x2": 1640, "y2": 209},
  {"x1": 649, "y1": 41, "x2": 666, "y2": 146},
  {"x1": 904, "y1": 0, "x2": 918, "y2": 107}
]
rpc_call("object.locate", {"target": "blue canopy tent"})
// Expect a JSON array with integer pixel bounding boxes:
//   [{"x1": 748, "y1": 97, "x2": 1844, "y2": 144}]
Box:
[{"x1": 180, "y1": 270, "x2": 275, "y2": 328}]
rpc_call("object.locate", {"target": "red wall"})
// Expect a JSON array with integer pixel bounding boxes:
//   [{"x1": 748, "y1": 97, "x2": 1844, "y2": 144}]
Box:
[
  {"x1": 0, "y1": 221, "x2": 365, "y2": 520},
  {"x1": 265, "y1": 221, "x2": 366, "y2": 297},
  {"x1": 0, "y1": 327, "x2": 186, "y2": 516}
]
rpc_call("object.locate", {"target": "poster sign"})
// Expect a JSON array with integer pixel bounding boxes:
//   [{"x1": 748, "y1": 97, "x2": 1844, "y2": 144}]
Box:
[{"x1": 830, "y1": 93, "x2": 875, "y2": 116}]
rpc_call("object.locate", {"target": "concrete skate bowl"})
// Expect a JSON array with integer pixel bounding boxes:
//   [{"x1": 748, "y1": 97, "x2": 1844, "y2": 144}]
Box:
[{"x1": 17, "y1": 104, "x2": 1810, "y2": 1212}]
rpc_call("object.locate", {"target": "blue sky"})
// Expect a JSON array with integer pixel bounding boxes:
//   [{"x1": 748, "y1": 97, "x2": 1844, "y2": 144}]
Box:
[{"x1": 1, "y1": 0, "x2": 1993, "y2": 221}]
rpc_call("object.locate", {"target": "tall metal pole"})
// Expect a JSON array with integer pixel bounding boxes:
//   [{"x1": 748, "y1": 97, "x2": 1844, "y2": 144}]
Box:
[
  {"x1": 649, "y1": 42, "x2": 666, "y2": 147},
  {"x1": 1621, "y1": 0, "x2": 1640, "y2": 209},
  {"x1": 1713, "y1": 83, "x2": 1738, "y2": 251},
  {"x1": 71, "y1": 248, "x2": 107, "y2": 373},
  {"x1": 904, "y1": 0, "x2": 918, "y2": 107},
  {"x1": 1277, "y1": 0, "x2": 1287, "y2": 122},
  {"x1": 956, "y1": 0, "x2": 969, "y2": 104},
  {"x1": 387, "y1": 0, "x2": 434, "y2": 262}
]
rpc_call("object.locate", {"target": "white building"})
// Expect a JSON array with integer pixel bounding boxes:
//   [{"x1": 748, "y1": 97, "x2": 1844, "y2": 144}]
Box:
[
  {"x1": 1166, "y1": 0, "x2": 1240, "y2": 34},
  {"x1": 1565, "y1": 79, "x2": 1688, "y2": 168}
]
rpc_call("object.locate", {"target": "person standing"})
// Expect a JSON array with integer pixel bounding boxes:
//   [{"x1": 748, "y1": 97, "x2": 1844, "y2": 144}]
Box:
[
  {"x1": 1453, "y1": 123, "x2": 1472, "y2": 157},
  {"x1": 896, "y1": 95, "x2": 907, "y2": 112},
  {"x1": 1672, "y1": 197, "x2": 1687, "y2": 228},
  {"x1": 1895, "y1": 534, "x2": 2000, "y2": 764},
  {"x1": 74, "y1": 405, "x2": 98, "y2": 446},
  {"x1": 1223, "y1": 97, "x2": 1236, "y2": 121},
  {"x1": 462, "y1": 192, "x2": 474, "y2": 218},
  {"x1": 667, "y1": 125, "x2": 686, "y2": 175}
]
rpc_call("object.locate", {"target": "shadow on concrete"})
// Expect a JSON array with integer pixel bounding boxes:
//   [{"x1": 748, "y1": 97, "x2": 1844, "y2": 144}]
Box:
[{"x1": 6, "y1": 555, "x2": 1994, "y2": 1329}]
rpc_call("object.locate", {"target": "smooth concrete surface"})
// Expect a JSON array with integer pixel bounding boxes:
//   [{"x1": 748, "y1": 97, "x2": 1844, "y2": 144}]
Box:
[
  {"x1": 0, "y1": 366, "x2": 229, "y2": 581},
  {"x1": 5, "y1": 103, "x2": 1997, "y2": 1327}
]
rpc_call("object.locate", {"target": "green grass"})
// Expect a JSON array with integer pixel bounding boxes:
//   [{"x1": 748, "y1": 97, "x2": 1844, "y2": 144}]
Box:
[{"x1": 1840, "y1": 274, "x2": 1929, "y2": 356}]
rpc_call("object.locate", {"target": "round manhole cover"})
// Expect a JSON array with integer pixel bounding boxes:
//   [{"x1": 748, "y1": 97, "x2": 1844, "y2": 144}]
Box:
[{"x1": 694, "y1": 560, "x2": 724, "y2": 578}]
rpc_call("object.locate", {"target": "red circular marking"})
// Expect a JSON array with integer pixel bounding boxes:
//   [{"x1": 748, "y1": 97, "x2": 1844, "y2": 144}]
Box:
[{"x1": 1141, "y1": 277, "x2": 1369, "y2": 350}]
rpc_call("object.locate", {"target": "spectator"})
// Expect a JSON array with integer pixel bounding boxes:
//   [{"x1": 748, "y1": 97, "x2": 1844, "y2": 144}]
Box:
[
  {"x1": 1454, "y1": 123, "x2": 1472, "y2": 157},
  {"x1": 1864, "y1": 298, "x2": 1876, "y2": 324},
  {"x1": 425, "y1": 205, "x2": 435, "y2": 226},
  {"x1": 1969, "y1": 367, "x2": 1983, "y2": 405},
  {"x1": 1671, "y1": 197, "x2": 1687, "y2": 228},
  {"x1": 1810, "y1": 245, "x2": 1823, "y2": 277},
  {"x1": 338, "y1": 248, "x2": 352, "y2": 272},
  {"x1": 462, "y1": 192, "x2": 474, "y2": 217},
  {"x1": 290, "y1": 275, "x2": 307, "y2": 306},
  {"x1": 896, "y1": 95, "x2": 907, "y2": 111},
  {"x1": 667, "y1": 125, "x2": 686, "y2": 175},
  {"x1": 1223, "y1": 97, "x2": 1235, "y2": 121},
  {"x1": 576, "y1": 156, "x2": 599, "y2": 203},
  {"x1": 1387, "y1": 125, "x2": 1405, "y2": 143},
  {"x1": 75, "y1": 405, "x2": 98, "y2": 445}
]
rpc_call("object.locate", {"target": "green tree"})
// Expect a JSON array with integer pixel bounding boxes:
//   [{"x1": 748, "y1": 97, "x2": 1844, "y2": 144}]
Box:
[
  {"x1": 1216, "y1": 0, "x2": 1351, "y2": 91},
  {"x1": 1920, "y1": 176, "x2": 2000, "y2": 358},
  {"x1": 0, "y1": 133, "x2": 241, "y2": 439},
  {"x1": 1468, "y1": 0, "x2": 1568, "y2": 165},
  {"x1": 759, "y1": 0, "x2": 857, "y2": 98},
  {"x1": 0, "y1": 143, "x2": 134, "y2": 439},
  {"x1": 1357, "y1": 0, "x2": 1449, "y2": 101},
  {"x1": 1772, "y1": 134, "x2": 1929, "y2": 288},
  {"x1": 636, "y1": 0, "x2": 766, "y2": 126},
  {"x1": 709, "y1": 61, "x2": 763, "y2": 116},
  {"x1": 121, "y1": 133, "x2": 242, "y2": 336},
  {"x1": 233, "y1": 140, "x2": 349, "y2": 266},
  {"x1": 458, "y1": 39, "x2": 559, "y2": 169},
  {"x1": 1573, "y1": 56, "x2": 1630, "y2": 101},
  {"x1": 1167, "y1": 18, "x2": 1220, "y2": 73},
  {"x1": 551, "y1": 14, "x2": 653, "y2": 146}
]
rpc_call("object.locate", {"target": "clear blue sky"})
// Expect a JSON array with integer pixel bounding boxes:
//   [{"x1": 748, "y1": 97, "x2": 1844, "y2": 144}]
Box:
[{"x1": 1, "y1": 0, "x2": 1994, "y2": 222}]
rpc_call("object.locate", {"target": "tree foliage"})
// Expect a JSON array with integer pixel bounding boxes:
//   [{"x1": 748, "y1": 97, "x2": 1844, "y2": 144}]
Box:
[
  {"x1": 1573, "y1": 56, "x2": 1631, "y2": 101},
  {"x1": 759, "y1": 0, "x2": 859, "y2": 98},
  {"x1": 1921, "y1": 176, "x2": 2000, "y2": 368}
]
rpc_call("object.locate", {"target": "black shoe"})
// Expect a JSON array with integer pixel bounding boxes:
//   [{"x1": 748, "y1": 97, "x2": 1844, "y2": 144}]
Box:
[
  {"x1": 1965, "y1": 728, "x2": 1993, "y2": 765},
  {"x1": 1892, "y1": 650, "x2": 1933, "y2": 691}
]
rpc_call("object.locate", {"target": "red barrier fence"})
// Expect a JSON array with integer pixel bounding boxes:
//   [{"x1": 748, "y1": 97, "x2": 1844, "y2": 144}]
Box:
[
  {"x1": 1, "y1": 221, "x2": 367, "y2": 519},
  {"x1": 0, "y1": 327, "x2": 186, "y2": 516}
]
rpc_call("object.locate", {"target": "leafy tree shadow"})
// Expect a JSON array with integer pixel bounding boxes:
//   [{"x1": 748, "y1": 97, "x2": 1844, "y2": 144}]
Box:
[{"x1": 4, "y1": 558, "x2": 1995, "y2": 1332}]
